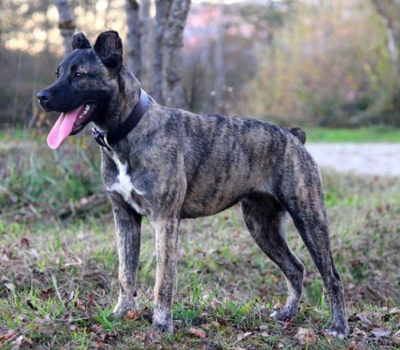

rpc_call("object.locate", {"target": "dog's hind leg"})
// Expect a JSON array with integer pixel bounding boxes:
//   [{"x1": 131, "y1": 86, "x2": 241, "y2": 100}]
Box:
[
  {"x1": 151, "y1": 218, "x2": 180, "y2": 333},
  {"x1": 109, "y1": 193, "x2": 142, "y2": 318},
  {"x1": 241, "y1": 194, "x2": 305, "y2": 322},
  {"x1": 280, "y1": 160, "x2": 349, "y2": 338}
]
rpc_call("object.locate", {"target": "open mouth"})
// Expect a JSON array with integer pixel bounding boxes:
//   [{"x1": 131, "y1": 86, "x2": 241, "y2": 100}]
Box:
[{"x1": 47, "y1": 102, "x2": 97, "y2": 149}]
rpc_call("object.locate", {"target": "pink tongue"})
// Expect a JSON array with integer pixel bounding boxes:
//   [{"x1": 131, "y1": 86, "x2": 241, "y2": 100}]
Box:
[{"x1": 47, "y1": 105, "x2": 85, "y2": 149}]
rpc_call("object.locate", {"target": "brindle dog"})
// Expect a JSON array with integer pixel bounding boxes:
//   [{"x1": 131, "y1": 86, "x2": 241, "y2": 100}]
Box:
[{"x1": 37, "y1": 31, "x2": 349, "y2": 337}]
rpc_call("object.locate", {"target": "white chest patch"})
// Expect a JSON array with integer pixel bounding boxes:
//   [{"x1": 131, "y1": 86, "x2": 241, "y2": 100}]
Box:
[{"x1": 108, "y1": 154, "x2": 146, "y2": 215}]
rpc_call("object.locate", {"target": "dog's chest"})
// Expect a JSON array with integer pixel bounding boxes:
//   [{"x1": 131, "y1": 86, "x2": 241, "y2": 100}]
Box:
[{"x1": 107, "y1": 154, "x2": 145, "y2": 215}]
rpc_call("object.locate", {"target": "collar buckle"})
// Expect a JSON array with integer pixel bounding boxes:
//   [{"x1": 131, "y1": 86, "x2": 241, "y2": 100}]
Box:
[{"x1": 92, "y1": 127, "x2": 111, "y2": 151}]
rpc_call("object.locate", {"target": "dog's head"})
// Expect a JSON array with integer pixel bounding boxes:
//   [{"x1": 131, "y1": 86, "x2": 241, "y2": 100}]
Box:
[{"x1": 37, "y1": 31, "x2": 125, "y2": 149}]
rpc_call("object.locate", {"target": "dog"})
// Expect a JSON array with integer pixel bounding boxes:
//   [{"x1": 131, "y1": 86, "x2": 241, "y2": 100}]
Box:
[{"x1": 37, "y1": 31, "x2": 349, "y2": 337}]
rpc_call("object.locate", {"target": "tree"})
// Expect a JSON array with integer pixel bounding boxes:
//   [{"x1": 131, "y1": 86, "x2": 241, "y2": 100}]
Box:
[
  {"x1": 162, "y1": 0, "x2": 191, "y2": 108},
  {"x1": 126, "y1": 0, "x2": 141, "y2": 79},
  {"x1": 371, "y1": 0, "x2": 400, "y2": 87},
  {"x1": 152, "y1": 0, "x2": 172, "y2": 103},
  {"x1": 54, "y1": 0, "x2": 76, "y2": 57}
]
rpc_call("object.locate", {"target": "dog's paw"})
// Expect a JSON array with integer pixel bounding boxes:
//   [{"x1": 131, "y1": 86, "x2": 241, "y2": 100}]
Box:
[
  {"x1": 325, "y1": 324, "x2": 349, "y2": 339},
  {"x1": 270, "y1": 306, "x2": 297, "y2": 322},
  {"x1": 151, "y1": 321, "x2": 174, "y2": 334},
  {"x1": 152, "y1": 308, "x2": 173, "y2": 333},
  {"x1": 112, "y1": 301, "x2": 134, "y2": 318}
]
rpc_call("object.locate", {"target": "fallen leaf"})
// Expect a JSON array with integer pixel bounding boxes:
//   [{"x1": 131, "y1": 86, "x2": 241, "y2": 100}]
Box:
[
  {"x1": 135, "y1": 331, "x2": 146, "y2": 341},
  {"x1": 259, "y1": 324, "x2": 269, "y2": 331},
  {"x1": 350, "y1": 313, "x2": 372, "y2": 325},
  {"x1": 273, "y1": 301, "x2": 284, "y2": 310},
  {"x1": 237, "y1": 332, "x2": 252, "y2": 342},
  {"x1": 20, "y1": 237, "x2": 30, "y2": 248},
  {"x1": 347, "y1": 341, "x2": 368, "y2": 350},
  {"x1": 295, "y1": 327, "x2": 317, "y2": 345},
  {"x1": 5, "y1": 283, "x2": 15, "y2": 292},
  {"x1": 126, "y1": 310, "x2": 140, "y2": 321},
  {"x1": 12, "y1": 335, "x2": 33, "y2": 347},
  {"x1": 393, "y1": 330, "x2": 400, "y2": 344},
  {"x1": 88, "y1": 324, "x2": 103, "y2": 333},
  {"x1": 283, "y1": 318, "x2": 292, "y2": 329},
  {"x1": 389, "y1": 307, "x2": 400, "y2": 315},
  {"x1": 371, "y1": 328, "x2": 391, "y2": 338},
  {"x1": 189, "y1": 327, "x2": 207, "y2": 339},
  {"x1": 274, "y1": 342, "x2": 284, "y2": 349},
  {"x1": 260, "y1": 331, "x2": 269, "y2": 338},
  {"x1": 0, "y1": 327, "x2": 8, "y2": 341},
  {"x1": 351, "y1": 327, "x2": 369, "y2": 339},
  {"x1": 88, "y1": 293, "x2": 94, "y2": 304},
  {"x1": 147, "y1": 327, "x2": 161, "y2": 343},
  {"x1": 75, "y1": 299, "x2": 86, "y2": 311}
]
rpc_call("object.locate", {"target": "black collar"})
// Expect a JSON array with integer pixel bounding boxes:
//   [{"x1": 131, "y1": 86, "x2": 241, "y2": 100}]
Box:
[{"x1": 92, "y1": 89, "x2": 149, "y2": 150}]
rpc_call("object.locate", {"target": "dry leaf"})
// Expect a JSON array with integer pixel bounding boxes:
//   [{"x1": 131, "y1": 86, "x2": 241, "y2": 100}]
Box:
[
  {"x1": 189, "y1": 327, "x2": 207, "y2": 339},
  {"x1": 75, "y1": 299, "x2": 86, "y2": 311},
  {"x1": 12, "y1": 335, "x2": 33, "y2": 347},
  {"x1": 126, "y1": 310, "x2": 140, "y2": 321},
  {"x1": 371, "y1": 328, "x2": 391, "y2": 338},
  {"x1": 357, "y1": 313, "x2": 372, "y2": 325},
  {"x1": 260, "y1": 331, "x2": 269, "y2": 338},
  {"x1": 351, "y1": 327, "x2": 369, "y2": 339},
  {"x1": 389, "y1": 307, "x2": 400, "y2": 315},
  {"x1": 295, "y1": 327, "x2": 317, "y2": 345},
  {"x1": 237, "y1": 332, "x2": 252, "y2": 342},
  {"x1": 393, "y1": 330, "x2": 400, "y2": 344},
  {"x1": 135, "y1": 331, "x2": 146, "y2": 341},
  {"x1": 273, "y1": 301, "x2": 284, "y2": 310},
  {"x1": 0, "y1": 326, "x2": 8, "y2": 341},
  {"x1": 274, "y1": 342, "x2": 284, "y2": 349},
  {"x1": 147, "y1": 327, "x2": 161, "y2": 343},
  {"x1": 20, "y1": 237, "x2": 30, "y2": 248}
]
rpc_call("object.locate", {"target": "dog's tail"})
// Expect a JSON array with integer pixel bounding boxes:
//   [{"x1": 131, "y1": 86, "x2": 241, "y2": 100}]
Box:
[{"x1": 288, "y1": 127, "x2": 306, "y2": 145}]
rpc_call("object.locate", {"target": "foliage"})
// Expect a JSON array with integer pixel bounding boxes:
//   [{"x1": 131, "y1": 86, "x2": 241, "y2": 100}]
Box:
[{"x1": 243, "y1": 0, "x2": 400, "y2": 127}]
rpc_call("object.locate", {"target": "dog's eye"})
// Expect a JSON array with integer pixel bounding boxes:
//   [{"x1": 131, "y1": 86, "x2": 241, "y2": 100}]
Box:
[{"x1": 75, "y1": 72, "x2": 85, "y2": 78}]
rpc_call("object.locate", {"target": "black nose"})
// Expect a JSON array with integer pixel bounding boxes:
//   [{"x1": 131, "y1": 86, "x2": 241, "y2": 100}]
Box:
[{"x1": 37, "y1": 90, "x2": 52, "y2": 103}]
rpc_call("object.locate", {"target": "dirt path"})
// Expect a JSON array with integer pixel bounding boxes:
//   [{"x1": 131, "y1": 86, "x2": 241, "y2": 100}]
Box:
[{"x1": 306, "y1": 143, "x2": 400, "y2": 177}]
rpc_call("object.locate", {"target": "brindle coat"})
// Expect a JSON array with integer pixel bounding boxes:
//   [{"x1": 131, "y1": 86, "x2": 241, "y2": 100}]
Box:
[{"x1": 37, "y1": 31, "x2": 349, "y2": 337}]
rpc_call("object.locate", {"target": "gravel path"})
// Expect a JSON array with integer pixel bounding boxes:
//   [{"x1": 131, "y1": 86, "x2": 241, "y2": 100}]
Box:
[{"x1": 306, "y1": 143, "x2": 400, "y2": 177}]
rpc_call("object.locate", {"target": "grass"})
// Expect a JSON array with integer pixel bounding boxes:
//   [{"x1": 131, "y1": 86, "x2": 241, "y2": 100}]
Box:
[
  {"x1": 305, "y1": 126, "x2": 400, "y2": 143},
  {"x1": 1, "y1": 133, "x2": 400, "y2": 349}
]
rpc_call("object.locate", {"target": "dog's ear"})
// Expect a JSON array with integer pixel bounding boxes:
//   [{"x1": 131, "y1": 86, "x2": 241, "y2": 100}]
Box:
[
  {"x1": 71, "y1": 32, "x2": 91, "y2": 50},
  {"x1": 94, "y1": 31, "x2": 123, "y2": 70}
]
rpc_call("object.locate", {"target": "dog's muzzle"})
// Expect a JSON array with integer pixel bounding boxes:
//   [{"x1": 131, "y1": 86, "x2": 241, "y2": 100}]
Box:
[{"x1": 37, "y1": 90, "x2": 53, "y2": 111}]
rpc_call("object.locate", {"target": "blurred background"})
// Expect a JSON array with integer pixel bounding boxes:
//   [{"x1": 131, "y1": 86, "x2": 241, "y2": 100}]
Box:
[{"x1": 1, "y1": 0, "x2": 400, "y2": 128}]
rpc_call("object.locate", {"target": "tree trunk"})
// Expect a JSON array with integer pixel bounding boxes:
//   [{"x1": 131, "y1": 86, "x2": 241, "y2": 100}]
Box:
[
  {"x1": 54, "y1": 0, "x2": 76, "y2": 57},
  {"x1": 126, "y1": 0, "x2": 141, "y2": 79},
  {"x1": 214, "y1": 1, "x2": 225, "y2": 109},
  {"x1": 162, "y1": 0, "x2": 191, "y2": 108},
  {"x1": 371, "y1": 0, "x2": 400, "y2": 87},
  {"x1": 152, "y1": 0, "x2": 172, "y2": 103},
  {"x1": 140, "y1": 0, "x2": 152, "y2": 89}
]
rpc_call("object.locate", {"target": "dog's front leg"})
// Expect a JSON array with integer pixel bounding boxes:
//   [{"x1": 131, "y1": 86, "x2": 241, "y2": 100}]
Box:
[
  {"x1": 151, "y1": 218, "x2": 180, "y2": 333},
  {"x1": 109, "y1": 193, "x2": 142, "y2": 318}
]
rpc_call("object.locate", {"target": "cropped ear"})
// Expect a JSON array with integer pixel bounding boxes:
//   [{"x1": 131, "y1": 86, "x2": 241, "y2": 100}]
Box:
[
  {"x1": 94, "y1": 31, "x2": 123, "y2": 70},
  {"x1": 71, "y1": 32, "x2": 91, "y2": 50}
]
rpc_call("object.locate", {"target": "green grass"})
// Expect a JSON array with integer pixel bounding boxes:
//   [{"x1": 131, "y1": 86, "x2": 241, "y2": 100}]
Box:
[
  {"x1": 1, "y1": 134, "x2": 400, "y2": 349},
  {"x1": 305, "y1": 126, "x2": 400, "y2": 143}
]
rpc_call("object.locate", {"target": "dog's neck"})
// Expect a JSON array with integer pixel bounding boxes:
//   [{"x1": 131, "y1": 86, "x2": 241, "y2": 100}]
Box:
[{"x1": 93, "y1": 66, "x2": 142, "y2": 132}]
